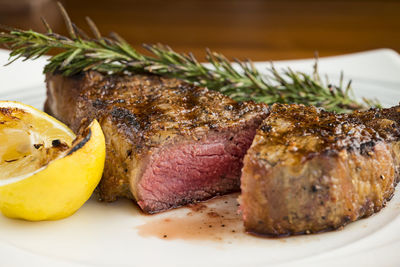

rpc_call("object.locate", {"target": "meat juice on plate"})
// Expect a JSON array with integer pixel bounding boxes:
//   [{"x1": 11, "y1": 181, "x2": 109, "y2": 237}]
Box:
[{"x1": 136, "y1": 193, "x2": 244, "y2": 241}]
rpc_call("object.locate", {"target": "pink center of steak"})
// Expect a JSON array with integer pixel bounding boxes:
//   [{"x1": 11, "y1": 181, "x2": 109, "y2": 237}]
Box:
[{"x1": 137, "y1": 126, "x2": 257, "y2": 213}]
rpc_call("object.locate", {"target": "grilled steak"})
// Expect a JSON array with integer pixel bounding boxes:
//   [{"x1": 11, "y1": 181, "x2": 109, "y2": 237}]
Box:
[
  {"x1": 240, "y1": 104, "x2": 400, "y2": 236},
  {"x1": 45, "y1": 71, "x2": 268, "y2": 213}
]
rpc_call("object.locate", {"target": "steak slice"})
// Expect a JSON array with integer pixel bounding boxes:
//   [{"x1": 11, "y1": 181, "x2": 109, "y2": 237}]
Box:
[
  {"x1": 240, "y1": 104, "x2": 400, "y2": 236},
  {"x1": 45, "y1": 71, "x2": 268, "y2": 213}
]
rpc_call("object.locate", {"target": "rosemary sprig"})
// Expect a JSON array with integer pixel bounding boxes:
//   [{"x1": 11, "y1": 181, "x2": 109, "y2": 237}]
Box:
[{"x1": 0, "y1": 3, "x2": 379, "y2": 113}]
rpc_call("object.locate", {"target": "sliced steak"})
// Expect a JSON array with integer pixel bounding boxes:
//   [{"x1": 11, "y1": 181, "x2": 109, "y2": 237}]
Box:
[
  {"x1": 240, "y1": 104, "x2": 400, "y2": 236},
  {"x1": 45, "y1": 71, "x2": 268, "y2": 213}
]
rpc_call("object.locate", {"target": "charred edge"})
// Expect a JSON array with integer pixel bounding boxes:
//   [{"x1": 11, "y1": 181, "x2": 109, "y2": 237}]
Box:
[
  {"x1": 92, "y1": 99, "x2": 106, "y2": 109},
  {"x1": 5, "y1": 159, "x2": 18, "y2": 163},
  {"x1": 51, "y1": 139, "x2": 70, "y2": 150},
  {"x1": 360, "y1": 141, "x2": 376, "y2": 156},
  {"x1": 52, "y1": 139, "x2": 62, "y2": 147},
  {"x1": 67, "y1": 128, "x2": 92, "y2": 156},
  {"x1": 0, "y1": 107, "x2": 25, "y2": 119},
  {"x1": 111, "y1": 107, "x2": 141, "y2": 130},
  {"x1": 34, "y1": 144, "x2": 43, "y2": 149},
  {"x1": 260, "y1": 125, "x2": 272, "y2": 132}
]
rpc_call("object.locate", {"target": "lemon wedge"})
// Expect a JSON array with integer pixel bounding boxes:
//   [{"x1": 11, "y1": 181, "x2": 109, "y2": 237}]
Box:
[{"x1": 0, "y1": 101, "x2": 105, "y2": 221}]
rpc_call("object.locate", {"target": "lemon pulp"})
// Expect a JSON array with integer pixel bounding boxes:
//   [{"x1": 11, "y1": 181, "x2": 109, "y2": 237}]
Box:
[{"x1": 0, "y1": 102, "x2": 75, "y2": 182}]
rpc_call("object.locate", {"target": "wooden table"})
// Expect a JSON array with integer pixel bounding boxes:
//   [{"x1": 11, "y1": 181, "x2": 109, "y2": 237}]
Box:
[{"x1": 1, "y1": 0, "x2": 399, "y2": 61}]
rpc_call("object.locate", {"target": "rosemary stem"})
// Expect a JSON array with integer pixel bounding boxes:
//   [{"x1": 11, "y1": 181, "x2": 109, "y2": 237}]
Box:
[{"x1": 0, "y1": 4, "x2": 380, "y2": 113}]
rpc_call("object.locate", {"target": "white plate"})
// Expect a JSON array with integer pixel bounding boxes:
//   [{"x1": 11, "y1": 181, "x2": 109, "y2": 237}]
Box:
[{"x1": 1, "y1": 48, "x2": 400, "y2": 267}]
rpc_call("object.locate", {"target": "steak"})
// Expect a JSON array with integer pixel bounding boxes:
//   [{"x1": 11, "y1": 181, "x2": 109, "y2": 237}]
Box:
[
  {"x1": 240, "y1": 104, "x2": 400, "y2": 236},
  {"x1": 45, "y1": 71, "x2": 268, "y2": 213}
]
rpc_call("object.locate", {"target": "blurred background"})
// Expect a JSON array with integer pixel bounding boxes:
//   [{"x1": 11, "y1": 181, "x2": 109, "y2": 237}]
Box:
[{"x1": 0, "y1": 0, "x2": 399, "y2": 61}]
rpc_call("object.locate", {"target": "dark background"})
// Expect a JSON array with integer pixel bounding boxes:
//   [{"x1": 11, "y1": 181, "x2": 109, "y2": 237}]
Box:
[{"x1": 1, "y1": 0, "x2": 399, "y2": 61}]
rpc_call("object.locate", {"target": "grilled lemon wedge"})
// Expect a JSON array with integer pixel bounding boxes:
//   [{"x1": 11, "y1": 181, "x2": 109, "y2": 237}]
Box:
[{"x1": 0, "y1": 101, "x2": 105, "y2": 221}]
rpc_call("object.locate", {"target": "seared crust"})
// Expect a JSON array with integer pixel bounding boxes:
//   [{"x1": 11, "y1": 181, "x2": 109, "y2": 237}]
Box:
[
  {"x1": 240, "y1": 104, "x2": 400, "y2": 236},
  {"x1": 45, "y1": 71, "x2": 268, "y2": 204}
]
